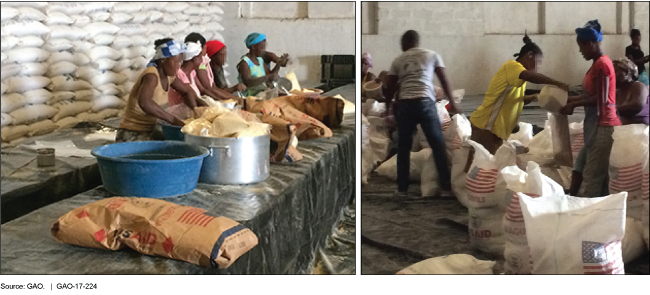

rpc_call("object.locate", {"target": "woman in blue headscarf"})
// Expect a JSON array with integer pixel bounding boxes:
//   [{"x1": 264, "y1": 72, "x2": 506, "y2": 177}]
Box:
[
  {"x1": 118, "y1": 38, "x2": 187, "y2": 142},
  {"x1": 561, "y1": 20, "x2": 621, "y2": 198},
  {"x1": 237, "y1": 33, "x2": 287, "y2": 97}
]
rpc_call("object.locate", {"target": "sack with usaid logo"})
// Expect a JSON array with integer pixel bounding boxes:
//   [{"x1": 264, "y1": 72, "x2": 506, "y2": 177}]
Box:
[
  {"x1": 51, "y1": 197, "x2": 258, "y2": 268},
  {"x1": 500, "y1": 161, "x2": 565, "y2": 274},
  {"x1": 465, "y1": 140, "x2": 516, "y2": 256}
]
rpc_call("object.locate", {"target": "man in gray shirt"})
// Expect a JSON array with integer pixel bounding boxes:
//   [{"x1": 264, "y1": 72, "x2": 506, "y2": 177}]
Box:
[{"x1": 384, "y1": 30, "x2": 462, "y2": 198}]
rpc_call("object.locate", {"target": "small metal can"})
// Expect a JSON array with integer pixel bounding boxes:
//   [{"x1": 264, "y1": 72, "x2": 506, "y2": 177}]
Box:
[{"x1": 37, "y1": 148, "x2": 55, "y2": 167}]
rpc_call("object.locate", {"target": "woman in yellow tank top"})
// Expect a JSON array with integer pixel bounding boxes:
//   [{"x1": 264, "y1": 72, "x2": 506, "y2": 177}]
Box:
[{"x1": 117, "y1": 38, "x2": 187, "y2": 142}]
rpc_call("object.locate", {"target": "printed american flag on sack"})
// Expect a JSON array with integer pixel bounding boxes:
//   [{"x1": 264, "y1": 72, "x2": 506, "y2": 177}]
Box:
[
  {"x1": 582, "y1": 240, "x2": 624, "y2": 274},
  {"x1": 609, "y1": 163, "x2": 643, "y2": 192},
  {"x1": 467, "y1": 166, "x2": 497, "y2": 194}
]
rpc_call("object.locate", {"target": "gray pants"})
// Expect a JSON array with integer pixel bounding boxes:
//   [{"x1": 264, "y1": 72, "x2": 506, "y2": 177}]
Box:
[{"x1": 577, "y1": 126, "x2": 614, "y2": 198}]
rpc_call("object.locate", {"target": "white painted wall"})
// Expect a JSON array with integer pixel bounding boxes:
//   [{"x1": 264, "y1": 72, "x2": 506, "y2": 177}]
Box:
[
  {"x1": 221, "y1": 2, "x2": 355, "y2": 86},
  {"x1": 362, "y1": 2, "x2": 650, "y2": 95}
]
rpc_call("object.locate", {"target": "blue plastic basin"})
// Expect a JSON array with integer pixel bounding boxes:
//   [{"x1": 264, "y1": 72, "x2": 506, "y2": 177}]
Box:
[
  {"x1": 91, "y1": 141, "x2": 209, "y2": 198},
  {"x1": 159, "y1": 120, "x2": 184, "y2": 141}
]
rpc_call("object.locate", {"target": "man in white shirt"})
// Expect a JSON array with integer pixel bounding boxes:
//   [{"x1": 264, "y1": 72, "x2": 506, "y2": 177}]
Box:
[{"x1": 384, "y1": 30, "x2": 462, "y2": 199}]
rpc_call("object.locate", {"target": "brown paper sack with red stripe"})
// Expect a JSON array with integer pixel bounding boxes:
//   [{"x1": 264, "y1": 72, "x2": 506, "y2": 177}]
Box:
[
  {"x1": 259, "y1": 114, "x2": 303, "y2": 162},
  {"x1": 270, "y1": 96, "x2": 345, "y2": 128},
  {"x1": 51, "y1": 197, "x2": 258, "y2": 268},
  {"x1": 244, "y1": 98, "x2": 333, "y2": 140}
]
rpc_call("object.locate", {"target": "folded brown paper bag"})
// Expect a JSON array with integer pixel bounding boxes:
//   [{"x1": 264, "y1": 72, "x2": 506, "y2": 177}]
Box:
[{"x1": 52, "y1": 197, "x2": 258, "y2": 269}]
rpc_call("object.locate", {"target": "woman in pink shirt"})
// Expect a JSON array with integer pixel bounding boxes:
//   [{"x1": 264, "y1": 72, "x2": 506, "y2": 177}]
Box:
[
  {"x1": 185, "y1": 33, "x2": 238, "y2": 101},
  {"x1": 561, "y1": 20, "x2": 621, "y2": 198}
]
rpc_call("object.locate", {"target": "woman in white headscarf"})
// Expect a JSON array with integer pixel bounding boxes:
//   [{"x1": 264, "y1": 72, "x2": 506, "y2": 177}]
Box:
[
  {"x1": 118, "y1": 38, "x2": 186, "y2": 142},
  {"x1": 168, "y1": 40, "x2": 208, "y2": 108}
]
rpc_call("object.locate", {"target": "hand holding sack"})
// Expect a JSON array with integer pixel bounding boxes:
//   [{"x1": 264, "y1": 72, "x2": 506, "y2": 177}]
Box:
[{"x1": 52, "y1": 197, "x2": 258, "y2": 269}]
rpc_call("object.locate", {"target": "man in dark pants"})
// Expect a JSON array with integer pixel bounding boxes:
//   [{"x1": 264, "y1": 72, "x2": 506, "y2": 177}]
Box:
[{"x1": 384, "y1": 30, "x2": 462, "y2": 199}]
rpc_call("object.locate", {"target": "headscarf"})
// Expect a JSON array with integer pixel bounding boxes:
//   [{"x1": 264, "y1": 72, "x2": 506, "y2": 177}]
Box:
[
  {"x1": 206, "y1": 40, "x2": 225, "y2": 58},
  {"x1": 575, "y1": 20, "x2": 603, "y2": 42},
  {"x1": 184, "y1": 41, "x2": 203, "y2": 61},
  {"x1": 245, "y1": 33, "x2": 266, "y2": 48},
  {"x1": 613, "y1": 57, "x2": 639, "y2": 82},
  {"x1": 362, "y1": 52, "x2": 372, "y2": 68},
  {"x1": 147, "y1": 39, "x2": 186, "y2": 67}
]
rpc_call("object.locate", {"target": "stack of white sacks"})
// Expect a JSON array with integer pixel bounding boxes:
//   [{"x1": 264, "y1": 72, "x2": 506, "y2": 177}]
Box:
[{"x1": 1, "y1": 2, "x2": 225, "y2": 144}]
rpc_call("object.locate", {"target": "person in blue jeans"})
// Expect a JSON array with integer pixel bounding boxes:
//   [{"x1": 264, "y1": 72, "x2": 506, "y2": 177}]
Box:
[{"x1": 383, "y1": 30, "x2": 462, "y2": 199}]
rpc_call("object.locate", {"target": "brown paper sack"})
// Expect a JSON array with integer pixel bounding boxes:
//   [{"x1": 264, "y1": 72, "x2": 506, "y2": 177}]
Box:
[
  {"x1": 245, "y1": 98, "x2": 333, "y2": 141},
  {"x1": 260, "y1": 114, "x2": 303, "y2": 162},
  {"x1": 52, "y1": 197, "x2": 258, "y2": 269},
  {"x1": 272, "y1": 96, "x2": 345, "y2": 128}
]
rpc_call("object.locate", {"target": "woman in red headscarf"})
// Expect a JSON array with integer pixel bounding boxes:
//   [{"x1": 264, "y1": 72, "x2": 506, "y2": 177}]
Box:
[{"x1": 206, "y1": 40, "x2": 246, "y2": 94}]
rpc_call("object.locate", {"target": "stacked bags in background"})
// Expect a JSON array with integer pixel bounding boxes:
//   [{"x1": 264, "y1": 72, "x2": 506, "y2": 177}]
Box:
[{"x1": 1, "y1": 2, "x2": 226, "y2": 143}]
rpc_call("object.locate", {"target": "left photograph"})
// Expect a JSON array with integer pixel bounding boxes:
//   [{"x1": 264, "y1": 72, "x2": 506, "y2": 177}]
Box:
[{"x1": 1, "y1": 1, "x2": 356, "y2": 275}]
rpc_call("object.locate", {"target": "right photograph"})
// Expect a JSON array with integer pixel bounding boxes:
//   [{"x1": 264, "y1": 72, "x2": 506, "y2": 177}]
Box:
[{"x1": 361, "y1": 1, "x2": 649, "y2": 275}]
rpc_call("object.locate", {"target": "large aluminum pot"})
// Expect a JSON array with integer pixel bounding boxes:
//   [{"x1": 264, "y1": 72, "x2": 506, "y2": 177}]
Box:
[{"x1": 184, "y1": 133, "x2": 270, "y2": 185}]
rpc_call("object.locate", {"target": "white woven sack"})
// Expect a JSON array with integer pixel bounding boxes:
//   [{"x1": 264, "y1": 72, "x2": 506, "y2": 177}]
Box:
[
  {"x1": 89, "y1": 12, "x2": 111, "y2": 22},
  {"x1": 121, "y1": 47, "x2": 147, "y2": 59},
  {"x1": 72, "y1": 15, "x2": 91, "y2": 26},
  {"x1": 83, "y1": 22, "x2": 120, "y2": 36},
  {"x1": 15, "y1": 36, "x2": 45, "y2": 48},
  {"x1": 131, "y1": 57, "x2": 149, "y2": 70},
  {"x1": 5, "y1": 48, "x2": 49, "y2": 63},
  {"x1": 112, "y1": 59, "x2": 131, "y2": 72},
  {"x1": 1, "y1": 64, "x2": 22, "y2": 80},
  {"x1": 43, "y1": 39, "x2": 74, "y2": 52},
  {"x1": 1, "y1": 83, "x2": 7, "y2": 95},
  {"x1": 47, "y1": 3, "x2": 85, "y2": 15},
  {"x1": 1, "y1": 7, "x2": 19, "y2": 22},
  {"x1": 22, "y1": 89, "x2": 52, "y2": 105},
  {"x1": 86, "y1": 46, "x2": 122, "y2": 60},
  {"x1": 73, "y1": 53, "x2": 91, "y2": 66},
  {"x1": 92, "y1": 95, "x2": 125, "y2": 112},
  {"x1": 97, "y1": 84, "x2": 121, "y2": 96},
  {"x1": 1, "y1": 36, "x2": 18, "y2": 50},
  {"x1": 164, "y1": 3, "x2": 189, "y2": 13},
  {"x1": 113, "y1": 3, "x2": 143, "y2": 13},
  {"x1": 109, "y1": 13, "x2": 132, "y2": 24},
  {"x1": 112, "y1": 35, "x2": 133, "y2": 49},
  {"x1": 71, "y1": 41, "x2": 94, "y2": 53},
  {"x1": 47, "y1": 61, "x2": 77, "y2": 77},
  {"x1": 82, "y1": 2, "x2": 114, "y2": 13},
  {"x1": 47, "y1": 51, "x2": 74, "y2": 64},
  {"x1": 44, "y1": 12, "x2": 74, "y2": 25},
  {"x1": 74, "y1": 89, "x2": 100, "y2": 102},
  {"x1": 119, "y1": 24, "x2": 147, "y2": 36},
  {"x1": 47, "y1": 76, "x2": 93, "y2": 92},
  {"x1": 375, "y1": 149, "x2": 431, "y2": 182},
  {"x1": 1, "y1": 93, "x2": 25, "y2": 113},
  {"x1": 147, "y1": 11, "x2": 164, "y2": 22},
  {"x1": 131, "y1": 14, "x2": 148, "y2": 24},
  {"x1": 17, "y1": 7, "x2": 46, "y2": 21},
  {"x1": 93, "y1": 58, "x2": 117, "y2": 71},
  {"x1": 5, "y1": 76, "x2": 49, "y2": 93},
  {"x1": 47, "y1": 25, "x2": 89, "y2": 40},
  {"x1": 520, "y1": 192, "x2": 627, "y2": 274},
  {"x1": 9, "y1": 104, "x2": 58, "y2": 125},
  {"x1": 89, "y1": 72, "x2": 127, "y2": 87},
  {"x1": 91, "y1": 34, "x2": 116, "y2": 46},
  {"x1": 609, "y1": 125, "x2": 649, "y2": 222},
  {"x1": 160, "y1": 13, "x2": 177, "y2": 24},
  {"x1": 51, "y1": 100, "x2": 93, "y2": 122},
  {"x1": 1, "y1": 113, "x2": 14, "y2": 127},
  {"x1": 185, "y1": 6, "x2": 203, "y2": 16},
  {"x1": 1, "y1": 20, "x2": 50, "y2": 36},
  {"x1": 50, "y1": 91, "x2": 75, "y2": 105}
]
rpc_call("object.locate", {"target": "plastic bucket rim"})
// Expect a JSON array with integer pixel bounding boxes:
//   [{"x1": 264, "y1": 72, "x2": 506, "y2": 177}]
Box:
[{"x1": 91, "y1": 141, "x2": 209, "y2": 164}]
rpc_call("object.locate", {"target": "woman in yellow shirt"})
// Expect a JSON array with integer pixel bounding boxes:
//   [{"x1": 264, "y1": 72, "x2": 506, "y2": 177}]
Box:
[{"x1": 469, "y1": 34, "x2": 569, "y2": 154}]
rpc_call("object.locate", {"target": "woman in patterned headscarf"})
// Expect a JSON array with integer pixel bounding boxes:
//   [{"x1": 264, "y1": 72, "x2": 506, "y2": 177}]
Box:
[
  {"x1": 117, "y1": 38, "x2": 186, "y2": 142},
  {"x1": 237, "y1": 32, "x2": 286, "y2": 97}
]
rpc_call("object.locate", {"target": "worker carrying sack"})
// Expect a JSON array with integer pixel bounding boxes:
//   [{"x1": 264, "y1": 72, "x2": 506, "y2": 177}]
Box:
[
  {"x1": 52, "y1": 197, "x2": 258, "y2": 269},
  {"x1": 519, "y1": 192, "x2": 627, "y2": 274}
]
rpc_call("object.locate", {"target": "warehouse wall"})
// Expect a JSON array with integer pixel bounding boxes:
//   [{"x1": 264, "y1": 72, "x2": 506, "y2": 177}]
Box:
[
  {"x1": 362, "y1": 2, "x2": 650, "y2": 95},
  {"x1": 220, "y1": 2, "x2": 355, "y2": 85}
]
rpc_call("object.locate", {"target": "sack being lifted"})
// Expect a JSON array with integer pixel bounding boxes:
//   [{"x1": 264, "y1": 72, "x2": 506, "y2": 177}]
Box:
[{"x1": 52, "y1": 197, "x2": 259, "y2": 269}]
